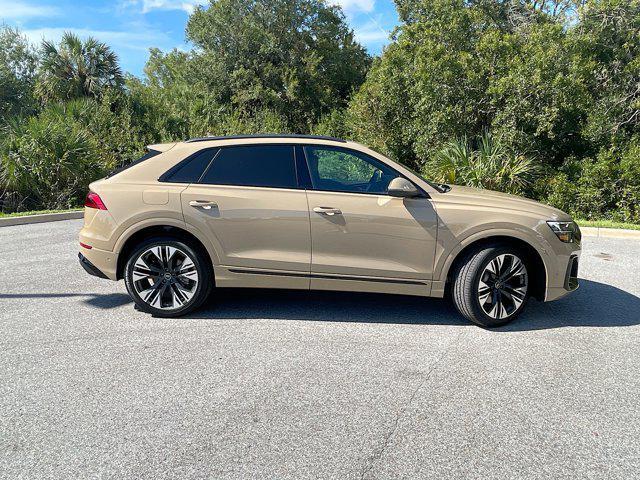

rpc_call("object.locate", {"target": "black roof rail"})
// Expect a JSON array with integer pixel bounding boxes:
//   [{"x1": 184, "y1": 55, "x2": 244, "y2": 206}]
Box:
[{"x1": 184, "y1": 134, "x2": 347, "y2": 143}]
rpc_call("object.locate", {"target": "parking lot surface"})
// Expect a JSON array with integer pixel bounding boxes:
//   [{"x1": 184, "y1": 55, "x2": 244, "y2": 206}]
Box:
[{"x1": 1, "y1": 219, "x2": 639, "y2": 479}]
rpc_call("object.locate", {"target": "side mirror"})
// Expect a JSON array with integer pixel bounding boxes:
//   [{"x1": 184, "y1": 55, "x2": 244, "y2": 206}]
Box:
[{"x1": 387, "y1": 177, "x2": 420, "y2": 198}]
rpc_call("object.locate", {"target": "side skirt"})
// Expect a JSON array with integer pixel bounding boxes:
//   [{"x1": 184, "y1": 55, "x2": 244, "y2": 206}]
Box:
[{"x1": 214, "y1": 265, "x2": 432, "y2": 297}]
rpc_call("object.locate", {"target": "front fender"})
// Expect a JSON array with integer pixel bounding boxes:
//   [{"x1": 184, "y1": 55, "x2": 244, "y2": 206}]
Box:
[{"x1": 434, "y1": 223, "x2": 554, "y2": 285}]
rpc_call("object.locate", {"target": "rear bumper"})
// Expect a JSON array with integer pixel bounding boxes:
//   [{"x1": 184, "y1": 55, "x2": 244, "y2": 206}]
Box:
[
  {"x1": 78, "y1": 253, "x2": 109, "y2": 279},
  {"x1": 78, "y1": 245, "x2": 118, "y2": 280}
]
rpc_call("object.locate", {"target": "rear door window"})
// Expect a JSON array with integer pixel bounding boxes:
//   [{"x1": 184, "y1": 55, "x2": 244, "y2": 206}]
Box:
[{"x1": 200, "y1": 145, "x2": 297, "y2": 189}]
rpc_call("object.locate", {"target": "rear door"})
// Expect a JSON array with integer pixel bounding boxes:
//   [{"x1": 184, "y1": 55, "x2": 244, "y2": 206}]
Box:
[{"x1": 181, "y1": 144, "x2": 311, "y2": 276}]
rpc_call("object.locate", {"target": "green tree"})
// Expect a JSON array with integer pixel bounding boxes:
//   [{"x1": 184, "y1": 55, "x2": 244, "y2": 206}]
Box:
[
  {"x1": 36, "y1": 32, "x2": 124, "y2": 102},
  {"x1": 183, "y1": 0, "x2": 370, "y2": 131},
  {"x1": 577, "y1": 0, "x2": 640, "y2": 144},
  {"x1": 0, "y1": 25, "x2": 38, "y2": 122}
]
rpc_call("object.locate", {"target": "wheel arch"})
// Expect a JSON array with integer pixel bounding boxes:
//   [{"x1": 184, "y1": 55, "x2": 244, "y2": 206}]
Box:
[
  {"x1": 115, "y1": 222, "x2": 217, "y2": 280},
  {"x1": 441, "y1": 233, "x2": 548, "y2": 302}
]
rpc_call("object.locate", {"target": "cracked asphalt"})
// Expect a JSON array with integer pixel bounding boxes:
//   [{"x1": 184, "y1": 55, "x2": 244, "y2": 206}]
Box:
[{"x1": 1, "y1": 219, "x2": 640, "y2": 479}]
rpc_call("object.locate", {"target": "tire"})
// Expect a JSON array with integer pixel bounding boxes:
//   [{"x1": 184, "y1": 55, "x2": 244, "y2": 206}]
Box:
[
  {"x1": 452, "y1": 244, "x2": 530, "y2": 327},
  {"x1": 124, "y1": 236, "x2": 213, "y2": 317}
]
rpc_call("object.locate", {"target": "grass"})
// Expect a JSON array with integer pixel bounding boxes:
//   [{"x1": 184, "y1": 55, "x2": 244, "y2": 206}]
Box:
[
  {"x1": 576, "y1": 219, "x2": 640, "y2": 231},
  {"x1": 0, "y1": 208, "x2": 82, "y2": 218}
]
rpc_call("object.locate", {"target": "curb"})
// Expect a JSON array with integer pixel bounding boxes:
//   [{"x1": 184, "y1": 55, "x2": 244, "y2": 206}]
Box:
[
  {"x1": 581, "y1": 226, "x2": 640, "y2": 239},
  {"x1": 0, "y1": 211, "x2": 83, "y2": 227}
]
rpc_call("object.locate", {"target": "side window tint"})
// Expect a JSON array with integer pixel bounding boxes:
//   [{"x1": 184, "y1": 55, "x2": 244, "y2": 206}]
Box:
[
  {"x1": 200, "y1": 145, "x2": 297, "y2": 188},
  {"x1": 163, "y1": 149, "x2": 217, "y2": 183},
  {"x1": 304, "y1": 146, "x2": 397, "y2": 194}
]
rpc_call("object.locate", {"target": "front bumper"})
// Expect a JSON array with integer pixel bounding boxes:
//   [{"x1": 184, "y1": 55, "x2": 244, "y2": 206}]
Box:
[
  {"x1": 545, "y1": 251, "x2": 580, "y2": 302},
  {"x1": 564, "y1": 254, "x2": 579, "y2": 291}
]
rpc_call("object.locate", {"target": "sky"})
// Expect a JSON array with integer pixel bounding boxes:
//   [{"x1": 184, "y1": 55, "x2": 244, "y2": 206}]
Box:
[{"x1": 0, "y1": 0, "x2": 400, "y2": 77}]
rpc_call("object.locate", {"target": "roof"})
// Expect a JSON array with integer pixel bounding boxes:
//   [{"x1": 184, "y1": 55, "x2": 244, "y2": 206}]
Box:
[{"x1": 184, "y1": 134, "x2": 347, "y2": 144}]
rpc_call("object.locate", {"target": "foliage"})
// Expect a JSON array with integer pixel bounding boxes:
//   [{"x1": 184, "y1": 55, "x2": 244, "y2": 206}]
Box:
[
  {"x1": 184, "y1": 0, "x2": 370, "y2": 132},
  {"x1": 0, "y1": 101, "x2": 110, "y2": 211},
  {"x1": 0, "y1": 25, "x2": 38, "y2": 123},
  {"x1": 36, "y1": 32, "x2": 124, "y2": 102},
  {"x1": 426, "y1": 133, "x2": 538, "y2": 194},
  {"x1": 543, "y1": 136, "x2": 640, "y2": 222}
]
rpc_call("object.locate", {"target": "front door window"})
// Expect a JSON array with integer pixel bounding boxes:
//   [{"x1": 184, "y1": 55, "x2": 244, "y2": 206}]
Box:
[{"x1": 303, "y1": 146, "x2": 397, "y2": 194}]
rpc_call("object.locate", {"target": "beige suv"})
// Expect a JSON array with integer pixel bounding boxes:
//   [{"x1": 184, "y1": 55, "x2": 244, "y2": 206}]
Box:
[{"x1": 78, "y1": 135, "x2": 581, "y2": 327}]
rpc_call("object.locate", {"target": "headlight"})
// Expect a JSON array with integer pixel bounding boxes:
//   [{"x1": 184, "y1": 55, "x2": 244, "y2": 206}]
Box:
[{"x1": 547, "y1": 221, "x2": 581, "y2": 243}]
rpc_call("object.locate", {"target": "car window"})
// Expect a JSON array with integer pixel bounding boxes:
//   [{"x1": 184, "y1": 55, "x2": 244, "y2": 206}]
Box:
[
  {"x1": 162, "y1": 148, "x2": 218, "y2": 183},
  {"x1": 303, "y1": 146, "x2": 398, "y2": 194},
  {"x1": 200, "y1": 145, "x2": 297, "y2": 189}
]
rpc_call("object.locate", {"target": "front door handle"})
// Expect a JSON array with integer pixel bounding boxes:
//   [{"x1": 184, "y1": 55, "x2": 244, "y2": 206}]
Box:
[
  {"x1": 189, "y1": 200, "x2": 218, "y2": 210},
  {"x1": 313, "y1": 206, "x2": 342, "y2": 216}
]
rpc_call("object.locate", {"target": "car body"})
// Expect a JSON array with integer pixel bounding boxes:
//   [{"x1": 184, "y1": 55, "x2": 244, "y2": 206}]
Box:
[{"x1": 79, "y1": 134, "x2": 581, "y2": 326}]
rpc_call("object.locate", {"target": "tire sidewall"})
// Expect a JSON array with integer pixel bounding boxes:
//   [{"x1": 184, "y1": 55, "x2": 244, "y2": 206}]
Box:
[{"x1": 124, "y1": 237, "x2": 210, "y2": 317}]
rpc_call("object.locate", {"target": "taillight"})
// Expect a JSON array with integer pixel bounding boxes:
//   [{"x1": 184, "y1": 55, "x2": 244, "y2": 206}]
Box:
[{"x1": 85, "y1": 191, "x2": 107, "y2": 210}]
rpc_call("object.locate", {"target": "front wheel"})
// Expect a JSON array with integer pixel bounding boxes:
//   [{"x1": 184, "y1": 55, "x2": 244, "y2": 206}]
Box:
[
  {"x1": 452, "y1": 245, "x2": 529, "y2": 327},
  {"x1": 124, "y1": 237, "x2": 213, "y2": 317}
]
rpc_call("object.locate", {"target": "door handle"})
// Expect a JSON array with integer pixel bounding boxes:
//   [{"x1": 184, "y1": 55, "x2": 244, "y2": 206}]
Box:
[
  {"x1": 189, "y1": 200, "x2": 218, "y2": 210},
  {"x1": 313, "y1": 206, "x2": 342, "y2": 216}
]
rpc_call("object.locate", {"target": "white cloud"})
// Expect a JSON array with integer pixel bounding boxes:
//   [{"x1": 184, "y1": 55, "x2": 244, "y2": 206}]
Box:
[
  {"x1": 121, "y1": 0, "x2": 207, "y2": 14},
  {"x1": 354, "y1": 21, "x2": 388, "y2": 44},
  {"x1": 0, "y1": 0, "x2": 60, "y2": 20},
  {"x1": 330, "y1": 0, "x2": 375, "y2": 13},
  {"x1": 21, "y1": 27, "x2": 172, "y2": 52}
]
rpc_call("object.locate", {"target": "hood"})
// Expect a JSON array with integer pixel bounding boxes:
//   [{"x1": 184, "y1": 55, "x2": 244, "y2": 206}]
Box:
[{"x1": 441, "y1": 185, "x2": 571, "y2": 220}]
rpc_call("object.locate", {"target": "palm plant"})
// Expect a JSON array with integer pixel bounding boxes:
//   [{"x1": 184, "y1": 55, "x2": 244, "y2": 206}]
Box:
[
  {"x1": 36, "y1": 32, "x2": 124, "y2": 102},
  {"x1": 426, "y1": 133, "x2": 537, "y2": 194}
]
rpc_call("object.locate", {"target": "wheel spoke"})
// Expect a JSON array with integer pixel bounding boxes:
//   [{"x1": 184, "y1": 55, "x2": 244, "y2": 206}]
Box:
[
  {"x1": 503, "y1": 256, "x2": 526, "y2": 281},
  {"x1": 478, "y1": 284, "x2": 492, "y2": 303}
]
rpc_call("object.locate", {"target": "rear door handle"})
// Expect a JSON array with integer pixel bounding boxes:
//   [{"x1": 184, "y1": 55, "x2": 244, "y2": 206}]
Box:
[
  {"x1": 313, "y1": 206, "x2": 342, "y2": 216},
  {"x1": 189, "y1": 200, "x2": 218, "y2": 210}
]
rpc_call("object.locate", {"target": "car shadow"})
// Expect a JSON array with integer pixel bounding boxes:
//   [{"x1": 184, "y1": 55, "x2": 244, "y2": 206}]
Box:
[
  {"x1": 3, "y1": 280, "x2": 637, "y2": 331},
  {"x1": 0, "y1": 292, "x2": 132, "y2": 309},
  {"x1": 189, "y1": 279, "x2": 640, "y2": 330}
]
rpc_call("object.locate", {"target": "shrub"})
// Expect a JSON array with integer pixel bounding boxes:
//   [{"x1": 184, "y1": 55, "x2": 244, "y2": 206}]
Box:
[
  {"x1": 425, "y1": 133, "x2": 538, "y2": 195},
  {"x1": 0, "y1": 101, "x2": 110, "y2": 211}
]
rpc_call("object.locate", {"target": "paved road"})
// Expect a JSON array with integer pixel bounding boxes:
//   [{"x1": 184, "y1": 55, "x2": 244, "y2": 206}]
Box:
[{"x1": 1, "y1": 220, "x2": 639, "y2": 479}]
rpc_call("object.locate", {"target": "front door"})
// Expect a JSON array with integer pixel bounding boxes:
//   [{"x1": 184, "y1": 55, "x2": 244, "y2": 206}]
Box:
[
  {"x1": 302, "y1": 145, "x2": 438, "y2": 294},
  {"x1": 181, "y1": 144, "x2": 311, "y2": 285}
]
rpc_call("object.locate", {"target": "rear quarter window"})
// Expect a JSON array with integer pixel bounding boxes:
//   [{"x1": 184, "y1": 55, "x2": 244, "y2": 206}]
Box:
[{"x1": 160, "y1": 149, "x2": 218, "y2": 183}]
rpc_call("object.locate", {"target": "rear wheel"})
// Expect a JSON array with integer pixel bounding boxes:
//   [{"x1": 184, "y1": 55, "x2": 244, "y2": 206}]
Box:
[
  {"x1": 124, "y1": 237, "x2": 213, "y2": 317},
  {"x1": 452, "y1": 245, "x2": 529, "y2": 327}
]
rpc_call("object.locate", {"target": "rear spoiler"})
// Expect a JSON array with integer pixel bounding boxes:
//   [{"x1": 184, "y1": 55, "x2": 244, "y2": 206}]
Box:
[{"x1": 147, "y1": 142, "x2": 177, "y2": 153}]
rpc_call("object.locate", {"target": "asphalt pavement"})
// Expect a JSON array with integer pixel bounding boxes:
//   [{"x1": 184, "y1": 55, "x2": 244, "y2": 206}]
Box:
[{"x1": 1, "y1": 219, "x2": 639, "y2": 479}]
